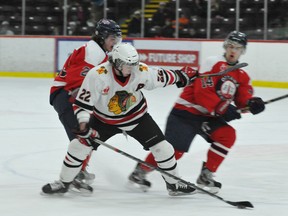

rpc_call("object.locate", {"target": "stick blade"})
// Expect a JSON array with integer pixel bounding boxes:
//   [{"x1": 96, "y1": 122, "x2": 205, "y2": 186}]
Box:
[{"x1": 227, "y1": 201, "x2": 254, "y2": 209}]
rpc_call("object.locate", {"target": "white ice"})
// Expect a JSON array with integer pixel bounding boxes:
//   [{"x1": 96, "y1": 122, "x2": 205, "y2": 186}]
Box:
[{"x1": 0, "y1": 77, "x2": 287, "y2": 216}]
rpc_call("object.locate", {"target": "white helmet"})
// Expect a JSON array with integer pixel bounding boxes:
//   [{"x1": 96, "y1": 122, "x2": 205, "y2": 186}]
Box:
[{"x1": 110, "y1": 43, "x2": 139, "y2": 71}]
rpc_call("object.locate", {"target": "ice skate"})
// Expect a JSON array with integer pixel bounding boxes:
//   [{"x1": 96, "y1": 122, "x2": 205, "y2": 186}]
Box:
[
  {"x1": 165, "y1": 181, "x2": 197, "y2": 196},
  {"x1": 74, "y1": 169, "x2": 95, "y2": 185},
  {"x1": 70, "y1": 178, "x2": 93, "y2": 195},
  {"x1": 128, "y1": 163, "x2": 151, "y2": 192},
  {"x1": 196, "y1": 162, "x2": 222, "y2": 194},
  {"x1": 41, "y1": 180, "x2": 70, "y2": 195}
]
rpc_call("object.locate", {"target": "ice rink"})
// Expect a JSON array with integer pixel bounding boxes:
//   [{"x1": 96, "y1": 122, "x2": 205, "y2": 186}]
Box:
[{"x1": 0, "y1": 77, "x2": 287, "y2": 216}]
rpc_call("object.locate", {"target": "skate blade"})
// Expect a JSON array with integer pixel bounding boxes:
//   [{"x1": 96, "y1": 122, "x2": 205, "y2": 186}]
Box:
[
  {"x1": 74, "y1": 177, "x2": 95, "y2": 186},
  {"x1": 40, "y1": 191, "x2": 65, "y2": 197},
  {"x1": 196, "y1": 184, "x2": 220, "y2": 194},
  {"x1": 79, "y1": 179, "x2": 94, "y2": 186},
  {"x1": 126, "y1": 181, "x2": 150, "y2": 192},
  {"x1": 69, "y1": 188, "x2": 93, "y2": 196},
  {"x1": 168, "y1": 189, "x2": 197, "y2": 196},
  {"x1": 69, "y1": 185, "x2": 93, "y2": 196}
]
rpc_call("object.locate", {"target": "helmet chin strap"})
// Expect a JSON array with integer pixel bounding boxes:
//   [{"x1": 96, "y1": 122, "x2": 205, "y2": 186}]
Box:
[
  {"x1": 117, "y1": 68, "x2": 124, "y2": 77},
  {"x1": 114, "y1": 66, "x2": 124, "y2": 77}
]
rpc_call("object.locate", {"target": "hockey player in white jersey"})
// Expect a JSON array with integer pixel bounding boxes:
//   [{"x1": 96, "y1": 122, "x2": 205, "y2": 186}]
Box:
[{"x1": 42, "y1": 42, "x2": 198, "y2": 196}]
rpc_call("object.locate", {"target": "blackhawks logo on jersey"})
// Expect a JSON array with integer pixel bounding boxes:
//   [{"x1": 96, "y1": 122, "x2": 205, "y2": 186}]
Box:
[
  {"x1": 108, "y1": 91, "x2": 136, "y2": 115},
  {"x1": 139, "y1": 64, "x2": 148, "y2": 72},
  {"x1": 97, "y1": 66, "x2": 108, "y2": 74}
]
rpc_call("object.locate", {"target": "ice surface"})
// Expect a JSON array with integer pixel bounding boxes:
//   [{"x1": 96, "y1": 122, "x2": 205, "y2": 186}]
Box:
[{"x1": 0, "y1": 78, "x2": 287, "y2": 216}]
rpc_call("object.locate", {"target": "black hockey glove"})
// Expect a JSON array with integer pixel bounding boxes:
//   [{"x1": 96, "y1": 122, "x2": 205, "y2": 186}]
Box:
[
  {"x1": 72, "y1": 123, "x2": 99, "y2": 145},
  {"x1": 247, "y1": 97, "x2": 265, "y2": 115},
  {"x1": 222, "y1": 104, "x2": 241, "y2": 122},
  {"x1": 174, "y1": 66, "x2": 198, "y2": 88}
]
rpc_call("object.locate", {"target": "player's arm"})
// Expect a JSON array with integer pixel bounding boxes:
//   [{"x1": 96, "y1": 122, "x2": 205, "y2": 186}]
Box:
[
  {"x1": 234, "y1": 72, "x2": 265, "y2": 115},
  {"x1": 72, "y1": 70, "x2": 99, "y2": 143},
  {"x1": 144, "y1": 64, "x2": 198, "y2": 89},
  {"x1": 192, "y1": 75, "x2": 239, "y2": 121}
]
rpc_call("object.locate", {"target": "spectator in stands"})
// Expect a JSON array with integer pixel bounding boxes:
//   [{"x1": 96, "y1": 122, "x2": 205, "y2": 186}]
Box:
[
  {"x1": 189, "y1": 0, "x2": 207, "y2": 18},
  {"x1": 152, "y1": 2, "x2": 171, "y2": 26},
  {"x1": 91, "y1": 0, "x2": 104, "y2": 22},
  {"x1": 0, "y1": 21, "x2": 15, "y2": 35},
  {"x1": 172, "y1": 13, "x2": 190, "y2": 30},
  {"x1": 211, "y1": 0, "x2": 225, "y2": 20},
  {"x1": 161, "y1": 18, "x2": 174, "y2": 38},
  {"x1": 67, "y1": 21, "x2": 81, "y2": 35},
  {"x1": 128, "y1": 10, "x2": 141, "y2": 37},
  {"x1": 86, "y1": 13, "x2": 97, "y2": 28}
]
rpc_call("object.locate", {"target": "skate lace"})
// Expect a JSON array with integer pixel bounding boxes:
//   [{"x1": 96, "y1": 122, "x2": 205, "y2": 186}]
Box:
[
  {"x1": 134, "y1": 170, "x2": 146, "y2": 181},
  {"x1": 177, "y1": 181, "x2": 189, "y2": 189},
  {"x1": 132, "y1": 165, "x2": 147, "y2": 181}
]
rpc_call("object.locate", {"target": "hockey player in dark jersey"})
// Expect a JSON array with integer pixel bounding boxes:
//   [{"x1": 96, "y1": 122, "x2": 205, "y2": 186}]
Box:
[
  {"x1": 49, "y1": 18, "x2": 122, "y2": 189},
  {"x1": 42, "y1": 42, "x2": 199, "y2": 196},
  {"x1": 128, "y1": 31, "x2": 266, "y2": 194}
]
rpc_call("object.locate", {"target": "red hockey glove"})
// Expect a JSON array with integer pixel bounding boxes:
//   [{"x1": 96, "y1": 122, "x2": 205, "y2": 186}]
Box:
[
  {"x1": 247, "y1": 97, "x2": 265, "y2": 115},
  {"x1": 174, "y1": 66, "x2": 198, "y2": 88}
]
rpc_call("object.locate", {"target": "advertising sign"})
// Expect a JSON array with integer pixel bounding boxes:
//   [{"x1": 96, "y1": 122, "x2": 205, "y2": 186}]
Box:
[{"x1": 138, "y1": 49, "x2": 198, "y2": 67}]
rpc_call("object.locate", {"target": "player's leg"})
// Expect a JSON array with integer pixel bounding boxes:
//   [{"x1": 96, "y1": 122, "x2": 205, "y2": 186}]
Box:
[
  {"x1": 128, "y1": 110, "x2": 201, "y2": 190},
  {"x1": 52, "y1": 90, "x2": 95, "y2": 184},
  {"x1": 41, "y1": 116, "x2": 122, "y2": 195},
  {"x1": 42, "y1": 138, "x2": 94, "y2": 195},
  {"x1": 127, "y1": 113, "x2": 196, "y2": 196},
  {"x1": 198, "y1": 119, "x2": 236, "y2": 193}
]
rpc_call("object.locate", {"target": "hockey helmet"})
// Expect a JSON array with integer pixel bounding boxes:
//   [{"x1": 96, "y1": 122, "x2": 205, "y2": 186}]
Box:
[
  {"x1": 93, "y1": 18, "x2": 122, "y2": 44},
  {"x1": 110, "y1": 43, "x2": 139, "y2": 71},
  {"x1": 224, "y1": 31, "x2": 247, "y2": 48}
]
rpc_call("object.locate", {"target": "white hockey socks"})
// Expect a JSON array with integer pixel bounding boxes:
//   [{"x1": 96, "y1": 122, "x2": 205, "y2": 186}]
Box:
[
  {"x1": 149, "y1": 140, "x2": 178, "y2": 184},
  {"x1": 60, "y1": 138, "x2": 93, "y2": 183}
]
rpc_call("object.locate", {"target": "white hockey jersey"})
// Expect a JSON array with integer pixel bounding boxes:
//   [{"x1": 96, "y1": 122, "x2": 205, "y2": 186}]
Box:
[{"x1": 73, "y1": 61, "x2": 178, "y2": 129}]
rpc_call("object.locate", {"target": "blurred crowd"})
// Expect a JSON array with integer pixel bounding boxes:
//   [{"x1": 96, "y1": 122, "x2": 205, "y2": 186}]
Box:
[{"x1": 1, "y1": 0, "x2": 288, "y2": 39}]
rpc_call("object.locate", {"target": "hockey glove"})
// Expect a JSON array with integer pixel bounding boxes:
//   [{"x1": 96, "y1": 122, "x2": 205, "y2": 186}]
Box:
[
  {"x1": 222, "y1": 104, "x2": 241, "y2": 122},
  {"x1": 72, "y1": 123, "x2": 99, "y2": 145},
  {"x1": 174, "y1": 66, "x2": 198, "y2": 88},
  {"x1": 215, "y1": 100, "x2": 231, "y2": 116},
  {"x1": 247, "y1": 97, "x2": 265, "y2": 115}
]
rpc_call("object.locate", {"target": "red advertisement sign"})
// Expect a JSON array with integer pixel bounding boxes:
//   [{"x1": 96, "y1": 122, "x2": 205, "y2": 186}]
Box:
[{"x1": 137, "y1": 49, "x2": 199, "y2": 67}]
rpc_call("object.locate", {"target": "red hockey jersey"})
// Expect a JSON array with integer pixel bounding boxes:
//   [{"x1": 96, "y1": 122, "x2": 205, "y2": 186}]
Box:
[
  {"x1": 174, "y1": 55, "x2": 254, "y2": 116},
  {"x1": 50, "y1": 40, "x2": 108, "y2": 104}
]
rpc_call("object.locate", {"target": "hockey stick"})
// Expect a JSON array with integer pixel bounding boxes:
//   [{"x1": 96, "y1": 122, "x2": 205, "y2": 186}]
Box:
[
  {"x1": 240, "y1": 93, "x2": 288, "y2": 112},
  {"x1": 93, "y1": 139, "x2": 254, "y2": 209},
  {"x1": 198, "y1": 62, "x2": 248, "y2": 78},
  {"x1": 263, "y1": 94, "x2": 288, "y2": 105}
]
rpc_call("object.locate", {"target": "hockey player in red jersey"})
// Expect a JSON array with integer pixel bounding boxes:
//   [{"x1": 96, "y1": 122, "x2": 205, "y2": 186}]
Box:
[
  {"x1": 128, "y1": 31, "x2": 266, "y2": 193},
  {"x1": 42, "y1": 42, "x2": 199, "y2": 196},
  {"x1": 49, "y1": 18, "x2": 122, "y2": 188}
]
